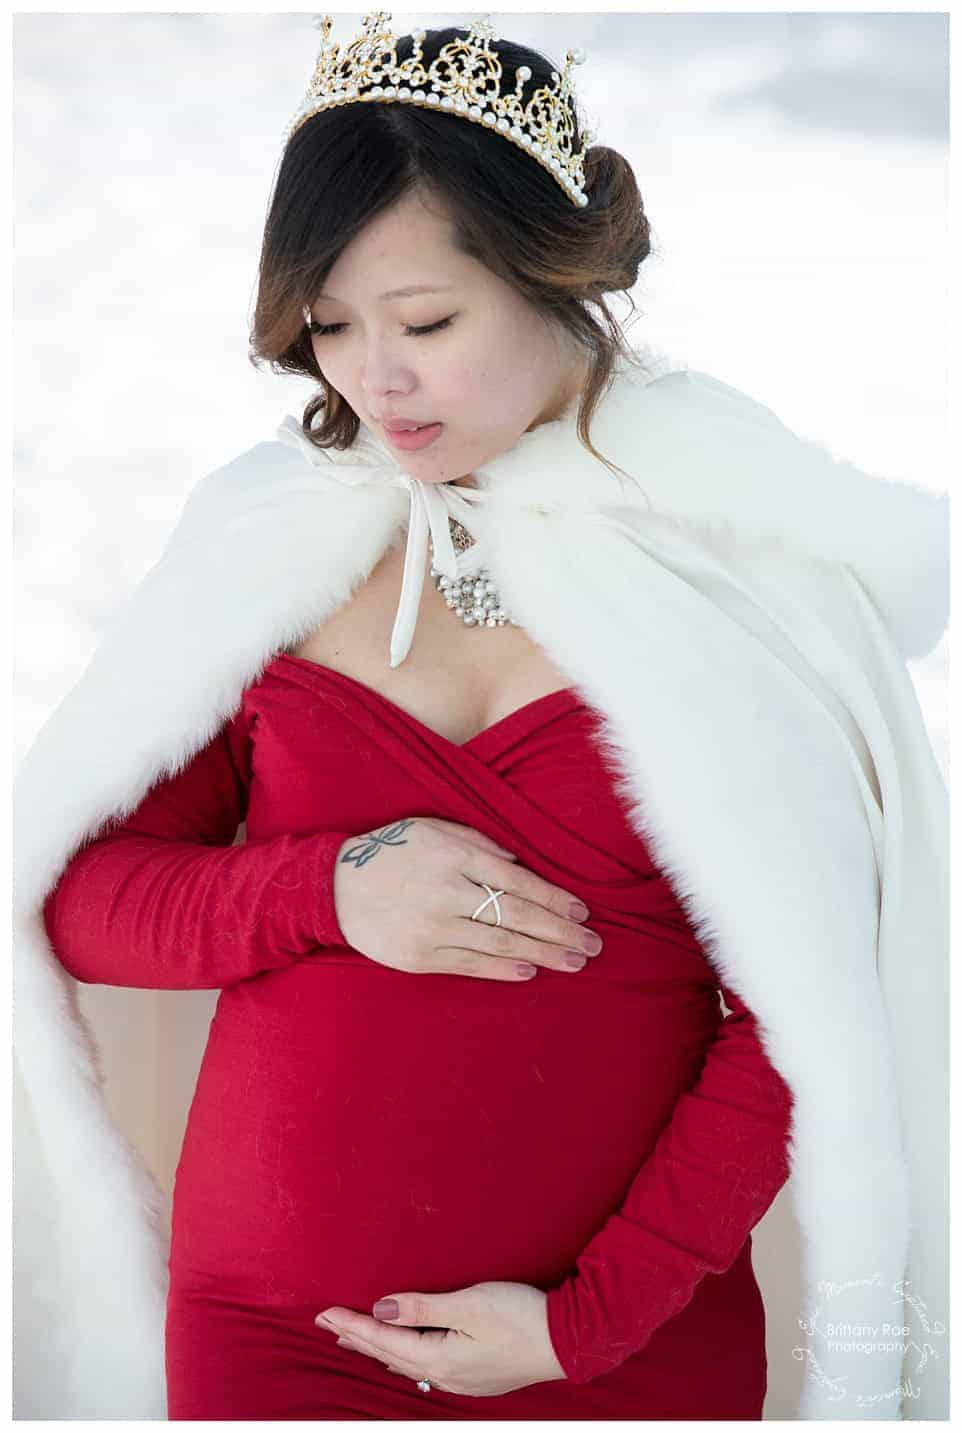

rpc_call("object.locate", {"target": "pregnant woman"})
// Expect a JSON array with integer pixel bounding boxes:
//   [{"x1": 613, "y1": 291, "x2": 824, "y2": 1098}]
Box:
[{"x1": 14, "y1": 11, "x2": 948, "y2": 1423}]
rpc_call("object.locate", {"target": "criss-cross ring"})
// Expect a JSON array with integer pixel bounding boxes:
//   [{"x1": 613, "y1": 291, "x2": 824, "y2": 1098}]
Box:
[{"x1": 470, "y1": 883, "x2": 506, "y2": 924}]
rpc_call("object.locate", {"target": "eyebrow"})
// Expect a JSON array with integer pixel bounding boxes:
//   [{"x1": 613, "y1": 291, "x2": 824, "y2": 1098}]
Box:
[{"x1": 315, "y1": 284, "x2": 456, "y2": 303}]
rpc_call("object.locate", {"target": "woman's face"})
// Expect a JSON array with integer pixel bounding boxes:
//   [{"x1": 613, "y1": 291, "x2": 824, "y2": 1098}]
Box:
[{"x1": 304, "y1": 187, "x2": 589, "y2": 487}]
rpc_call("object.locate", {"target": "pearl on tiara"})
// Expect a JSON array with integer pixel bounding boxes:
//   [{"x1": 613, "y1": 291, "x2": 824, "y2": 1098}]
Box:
[{"x1": 284, "y1": 11, "x2": 594, "y2": 208}]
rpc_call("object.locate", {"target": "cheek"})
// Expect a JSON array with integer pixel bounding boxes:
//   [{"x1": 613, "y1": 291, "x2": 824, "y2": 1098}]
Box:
[
  {"x1": 315, "y1": 356, "x2": 362, "y2": 409},
  {"x1": 445, "y1": 360, "x2": 520, "y2": 412},
  {"x1": 483, "y1": 369, "x2": 542, "y2": 430}
]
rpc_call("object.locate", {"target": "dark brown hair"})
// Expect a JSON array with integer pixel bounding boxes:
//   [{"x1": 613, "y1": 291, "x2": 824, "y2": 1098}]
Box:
[{"x1": 248, "y1": 24, "x2": 655, "y2": 487}]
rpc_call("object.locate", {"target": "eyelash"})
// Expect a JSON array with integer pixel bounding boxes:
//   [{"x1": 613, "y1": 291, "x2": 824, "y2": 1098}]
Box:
[{"x1": 307, "y1": 316, "x2": 455, "y2": 339}]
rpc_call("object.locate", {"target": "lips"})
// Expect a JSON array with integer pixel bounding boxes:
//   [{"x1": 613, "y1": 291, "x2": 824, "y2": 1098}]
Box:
[
  {"x1": 383, "y1": 420, "x2": 435, "y2": 433},
  {"x1": 382, "y1": 421, "x2": 444, "y2": 452}
]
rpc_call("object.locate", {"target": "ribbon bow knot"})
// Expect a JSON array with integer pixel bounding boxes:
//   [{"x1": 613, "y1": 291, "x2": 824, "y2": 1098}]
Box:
[{"x1": 276, "y1": 415, "x2": 492, "y2": 668}]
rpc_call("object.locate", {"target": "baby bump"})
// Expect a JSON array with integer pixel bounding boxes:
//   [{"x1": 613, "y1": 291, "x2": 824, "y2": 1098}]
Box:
[{"x1": 169, "y1": 954, "x2": 720, "y2": 1311}]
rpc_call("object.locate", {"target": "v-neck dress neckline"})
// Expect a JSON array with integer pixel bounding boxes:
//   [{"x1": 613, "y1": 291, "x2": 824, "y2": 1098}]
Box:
[{"x1": 268, "y1": 652, "x2": 583, "y2": 762}]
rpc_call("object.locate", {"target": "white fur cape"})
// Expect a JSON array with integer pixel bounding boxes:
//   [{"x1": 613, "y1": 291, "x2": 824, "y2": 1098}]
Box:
[{"x1": 12, "y1": 359, "x2": 949, "y2": 1419}]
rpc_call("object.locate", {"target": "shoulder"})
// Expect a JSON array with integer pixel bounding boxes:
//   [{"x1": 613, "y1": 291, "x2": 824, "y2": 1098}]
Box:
[
  {"x1": 165, "y1": 437, "x2": 311, "y2": 550},
  {"x1": 624, "y1": 364, "x2": 949, "y2": 663}
]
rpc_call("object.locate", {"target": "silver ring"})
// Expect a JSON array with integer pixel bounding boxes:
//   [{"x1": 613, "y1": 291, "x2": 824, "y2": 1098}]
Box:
[
  {"x1": 470, "y1": 883, "x2": 506, "y2": 925},
  {"x1": 416, "y1": 1378, "x2": 432, "y2": 1392}
]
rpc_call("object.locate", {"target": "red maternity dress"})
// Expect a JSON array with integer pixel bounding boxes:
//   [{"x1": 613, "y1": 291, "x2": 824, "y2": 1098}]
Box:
[{"x1": 44, "y1": 652, "x2": 795, "y2": 1420}]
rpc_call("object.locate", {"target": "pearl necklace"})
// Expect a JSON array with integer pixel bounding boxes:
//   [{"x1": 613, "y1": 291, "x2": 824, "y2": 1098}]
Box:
[{"x1": 429, "y1": 514, "x2": 519, "y2": 630}]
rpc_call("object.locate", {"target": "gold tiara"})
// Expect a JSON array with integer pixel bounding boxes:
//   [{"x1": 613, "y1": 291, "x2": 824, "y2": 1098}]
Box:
[{"x1": 283, "y1": 11, "x2": 595, "y2": 208}]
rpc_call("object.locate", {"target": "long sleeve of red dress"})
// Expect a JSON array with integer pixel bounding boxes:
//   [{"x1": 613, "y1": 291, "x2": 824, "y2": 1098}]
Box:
[
  {"x1": 42, "y1": 708, "x2": 354, "y2": 989},
  {"x1": 544, "y1": 983, "x2": 795, "y2": 1383}
]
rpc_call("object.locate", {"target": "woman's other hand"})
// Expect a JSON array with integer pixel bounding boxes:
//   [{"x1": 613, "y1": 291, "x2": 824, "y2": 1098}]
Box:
[{"x1": 314, "y1": 1280, "x2": 568, "y2": 1394}]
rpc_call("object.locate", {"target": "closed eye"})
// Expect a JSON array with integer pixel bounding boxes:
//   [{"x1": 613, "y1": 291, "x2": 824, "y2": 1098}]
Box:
[{"x1": 308, "y1": 316, "x2": 456, "y2": 338}]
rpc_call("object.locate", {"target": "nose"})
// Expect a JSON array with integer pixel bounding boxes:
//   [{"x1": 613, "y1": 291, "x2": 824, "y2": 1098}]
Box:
[{"x1": 361, "y1": 349, "x2": 419, "y2": 416}]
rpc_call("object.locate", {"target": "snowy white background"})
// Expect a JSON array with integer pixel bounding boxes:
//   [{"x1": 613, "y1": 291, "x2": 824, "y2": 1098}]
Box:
[
  {"x1": 11, "y1": 10, "x2": 951, "y2": 1421},
  {"x1": 13, "y1": 9, "x2": 949, "y2": 772}
]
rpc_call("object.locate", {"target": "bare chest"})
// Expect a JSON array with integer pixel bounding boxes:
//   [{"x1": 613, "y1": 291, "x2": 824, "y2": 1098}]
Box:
[{"x1": 284, "y1": 539, "x2": 573, "y2": 745}]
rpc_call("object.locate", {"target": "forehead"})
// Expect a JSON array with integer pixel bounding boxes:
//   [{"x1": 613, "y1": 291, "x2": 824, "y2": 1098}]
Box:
[{"x1": 318, "y1": 190, "x2": 472, "y2": 293}]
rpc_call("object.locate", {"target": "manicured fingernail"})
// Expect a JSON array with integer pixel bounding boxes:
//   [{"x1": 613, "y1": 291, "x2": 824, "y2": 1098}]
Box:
[
  {"x1": 569, "y1": 900, "x2": 589, "y2": 920},
  {"x1": 373, "y1": 1299, "x2": 400, "y2": 1320}
]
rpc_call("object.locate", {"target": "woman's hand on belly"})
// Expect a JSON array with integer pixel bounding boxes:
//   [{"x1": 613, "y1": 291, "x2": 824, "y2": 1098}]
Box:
[
  {"x1": 314, "y1": 1279, "x2": 568, "y2": 1395},
  {"x1": 332, "y1": 819, "x2": 602, "y2": 985},
  {"x1": 333, "y1": 815, "x2": 601, "y2": 981}
]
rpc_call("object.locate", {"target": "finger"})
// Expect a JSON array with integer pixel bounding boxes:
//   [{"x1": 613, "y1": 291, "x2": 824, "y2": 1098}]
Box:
[
  {"x1": 341, "y1": 1335, "x2": 418, "y2": 1373},
  {"x1": 325, "y1": 1313, "x2": 444, "y2": 1367},
  {"x1": 457, "y1": 878, "x2": 601, "y2": 968},
  {"x1": 336, "y1": 1334, "x2": 391, "y2": 1363},
  {"x1": 334, "y1": 1330, "x2": 410, "y2": 1371},
  {"x1": 426, "y1": 942, "x2": 547, "y2": 981},
  {"x1": 446, "y1": 922, "x2": 592, "y2": 975},
  {"x1": 462, "y1": 849, "x2": 590, "y2": 924}
]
